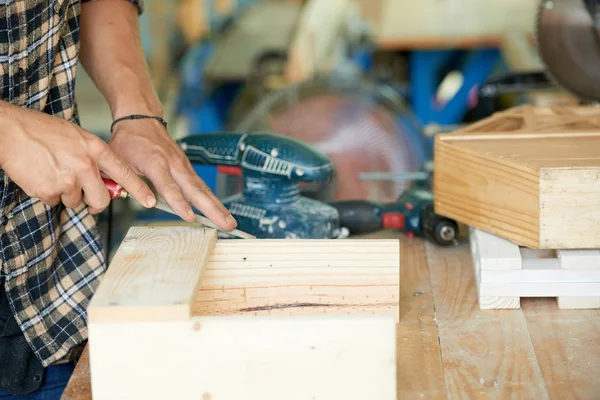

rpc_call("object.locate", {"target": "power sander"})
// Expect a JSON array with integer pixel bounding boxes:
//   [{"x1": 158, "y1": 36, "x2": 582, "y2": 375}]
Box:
[{"x1": 177, "y1": 133, "x2": 345, "y2": 239}]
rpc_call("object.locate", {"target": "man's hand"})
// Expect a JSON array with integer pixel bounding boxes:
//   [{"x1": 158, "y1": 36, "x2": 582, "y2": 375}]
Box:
[
  {"x1": 0, "y1": 105, "x2": 155, "y2": 212},
  {"x1": 78, "y1": 0, "x2": 237, "y2": 232},
  {"x1": 108, "y1": 118, "x2": 237, "y2": 231}
]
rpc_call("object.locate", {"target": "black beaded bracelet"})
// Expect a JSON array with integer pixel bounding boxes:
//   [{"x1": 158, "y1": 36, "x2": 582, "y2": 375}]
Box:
[{"x1": 110, "y1": 114, "x2": 168, "y2": 133}]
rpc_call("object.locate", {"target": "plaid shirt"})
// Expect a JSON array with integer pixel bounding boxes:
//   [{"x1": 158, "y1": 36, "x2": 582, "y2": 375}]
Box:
[{"x1": 0, "y1": 0, "x2": 143, "y2": 368}]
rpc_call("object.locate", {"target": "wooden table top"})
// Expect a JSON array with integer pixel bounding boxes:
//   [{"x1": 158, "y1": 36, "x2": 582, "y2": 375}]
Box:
[{"x1": 61, "y1": 233, "x2": 600, "y2": 399}]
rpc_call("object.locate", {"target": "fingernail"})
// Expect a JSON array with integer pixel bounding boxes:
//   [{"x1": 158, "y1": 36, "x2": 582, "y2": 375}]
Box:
[
  {"x1": 146, "y1": 195, "x2": 156, "y2": 207},
  {"x1": 187, "y1": 209, "x2": 196, "y2": 220},
  {"x1": 226, "y1": 214, "x2": 237, "y2": 226}
]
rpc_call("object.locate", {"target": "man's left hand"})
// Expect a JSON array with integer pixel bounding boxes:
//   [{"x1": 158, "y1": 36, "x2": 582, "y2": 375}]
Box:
[{"x1": 106, "y1": 118, "x2": 237, "y2": 231}]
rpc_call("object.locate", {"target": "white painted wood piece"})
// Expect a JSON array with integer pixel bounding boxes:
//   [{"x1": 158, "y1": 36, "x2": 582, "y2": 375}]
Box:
[
  {"x1": 87, "y1": 226, "x2": 400, "y2": 400},
  {"x1": 469, "y1": 227, "x2": 600, "y2": 309}
]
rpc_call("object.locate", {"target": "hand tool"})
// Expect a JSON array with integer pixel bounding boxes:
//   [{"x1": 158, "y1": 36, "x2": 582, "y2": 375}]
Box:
[
  {"x1": 535, "y1": 0, "x2": 600, "y2": 102},
  {"x1": 102, "y1": 178, "x2": 256, "y2": 239},
  {"x1": 177, "y1": 132, "x2": 343, "y2": 239}
]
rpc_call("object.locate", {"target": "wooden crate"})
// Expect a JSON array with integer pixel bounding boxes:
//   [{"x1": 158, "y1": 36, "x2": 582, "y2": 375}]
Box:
[
  {"x1": 434, "y1": 105, "x2": 600, "y2": 249},
  {"x1": 87, "y1": 226, "x2": 400, "y2": 399},
  {"x1": 469, "y1": 227, "x2": 600, "y2": 310}
]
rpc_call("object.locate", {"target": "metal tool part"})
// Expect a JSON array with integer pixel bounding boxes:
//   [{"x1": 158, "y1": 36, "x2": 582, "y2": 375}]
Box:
[
  {"x1": 103, "y1": 178, "x2": 255, "y2": 240},
  {"x1": 536, "y1": 0, "x2": 600, "y2": 102}
]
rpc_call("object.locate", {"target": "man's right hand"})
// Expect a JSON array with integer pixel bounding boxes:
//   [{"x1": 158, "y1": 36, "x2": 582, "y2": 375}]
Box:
[{"x1": 0, "y1": 105, "x2": 156, "y2": 212}]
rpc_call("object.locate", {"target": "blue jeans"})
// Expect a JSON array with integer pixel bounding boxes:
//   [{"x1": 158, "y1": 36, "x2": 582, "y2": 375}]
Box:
[{"x1": 0, "y1": 363, "x2": 75, "y2": 400}]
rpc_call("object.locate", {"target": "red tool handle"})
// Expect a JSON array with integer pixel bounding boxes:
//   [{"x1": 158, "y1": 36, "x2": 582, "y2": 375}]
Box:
[{"x1": 103, "y1": 178, "x2": 128, "y2": 199}]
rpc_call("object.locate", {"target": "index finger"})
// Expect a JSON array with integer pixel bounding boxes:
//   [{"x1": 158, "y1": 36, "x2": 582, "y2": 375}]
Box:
[{"x1": 94, "y1": 144, "x2": 156, "y2": 208}]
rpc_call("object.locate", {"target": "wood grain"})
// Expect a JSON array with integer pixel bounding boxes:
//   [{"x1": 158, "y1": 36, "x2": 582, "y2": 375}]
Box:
[
  {"x1": 63, "y1": 232, "x2": 600, "y2": 399},
  {"x1": 425, "y1": 241, "x2": 549, "y2": 399},
  {"x1": 522, "y1": 298, "x2": 600, "y2": 398},
  {"x1": 192, "y1": 239, "x2": 400, "y2": 319},
  {"x1": 88, "y1": 227, "x2": 217, "y2": 323},
  {"x1": 434, "y1": 105, "x2": 600, "y2": 249},
  {"x1": 396, "y1": 238, "x2": 446, "y2": 399},
  {"x1": 434, "y1": 137, "x2": 541, "y2": 248}
]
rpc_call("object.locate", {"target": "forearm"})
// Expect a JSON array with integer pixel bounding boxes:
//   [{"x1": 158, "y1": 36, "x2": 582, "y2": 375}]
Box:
[{"x1": 79, "y1": 0, "x2": 163, "y2": 119}]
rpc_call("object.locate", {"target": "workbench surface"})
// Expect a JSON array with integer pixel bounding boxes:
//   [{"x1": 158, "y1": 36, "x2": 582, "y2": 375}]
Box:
[{"x1": 61, "y1": 232, "x2": 600, "y2": 399}]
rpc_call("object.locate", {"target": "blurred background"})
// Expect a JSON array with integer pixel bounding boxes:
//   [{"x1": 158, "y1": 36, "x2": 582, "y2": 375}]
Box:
[{"x1": 77, "y1": 0, "x2": 579, "y2": 254}]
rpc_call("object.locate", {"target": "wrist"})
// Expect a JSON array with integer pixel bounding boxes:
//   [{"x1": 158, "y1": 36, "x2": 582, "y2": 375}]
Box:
[{"x1": 111, "y1": 95, "x2": 164, "y2": 121}]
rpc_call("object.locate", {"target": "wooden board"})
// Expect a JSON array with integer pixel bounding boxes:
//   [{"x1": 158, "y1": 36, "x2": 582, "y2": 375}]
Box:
[
  {"x1": 88, "y1": 226, "x2": 217, "y2": 323},
  {"x1": 86, "y1": 226, "x2": 400, "y2": 400},
  {"x1": 469, "y1": 227, "x2": 600, "y2": 309},
  {"x1": 425, "y1": 240, "x2": 550, "y2": 399},
  {"x1": 434, "y1": 105, "x2": 600, "y2": 249},
  {"x1": 63, "y1": 233, "x2": 600, "y2": 400},
  {"x1": 354, "y1": 0, "x2": 537, "y2": 49},
  {"x1": 193, "y1": 239, "x2": 399, "y2": 316}
]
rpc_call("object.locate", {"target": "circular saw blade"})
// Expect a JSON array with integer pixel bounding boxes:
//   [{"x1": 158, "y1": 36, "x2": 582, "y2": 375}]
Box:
[{"x1": 536, "y1": 0, "x2": 600, "y2": 102}]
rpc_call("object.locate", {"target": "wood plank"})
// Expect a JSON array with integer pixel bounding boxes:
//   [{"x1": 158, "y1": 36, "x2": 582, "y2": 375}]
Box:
[
  {"x1": 87, "y1": 229, "x2": 400, "y2": 399},
  {"x1": 89, "y1": 315, "x2": 397, "y2": 400},
  {"x1": 62, "y1": 235, "x2": 600, "y2": 399},
  {"x1": 470, "y1": 228, "x2": 522, "y2": 270},
  {"x1": 469, "y1": 227, "x2": 520, "y2": 309},
  {"x1": 557, "y1": 250, "x2": 600, "y2": 270},
  {"x1": 192, "y1": 239, "x2": 400, "y2": 318},
  {"x1": 87, "y1": 226, "x2": 217, "y2": 323},
  {"x1": 425, "y1": 242, "x2": 549, "y2": 398},
  {"x1": 396, "y1": 238, "x2": 447, "y2": 399},
  {"x1": 354, "y1": 0, "x2": 537, "y2": 48},
  {"x1": 434, "y1": 105, "x2": 600, "y2": 249},
  {"x1": 557, "y1": 296, "x2": 600, "y2": 309},
  {"x1": 434, "y1": 137, "x2": 541, "y2": 249},
  {"x1": 540, "y1": 169, "x2": 600, "y2": 249},
  {"x1": 521, "y1": 298, "x2": 600, "y2": 398},
  {"x1": 61, "y1": 347, "x2": 92, "y2": 400}
]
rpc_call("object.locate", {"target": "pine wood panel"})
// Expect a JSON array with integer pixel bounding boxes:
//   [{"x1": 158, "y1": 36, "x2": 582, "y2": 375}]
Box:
[
  {"x1": 63, "y1": 234, "x2": 600, "y2": 399},
  {"x1": 434, "y1": 138, "x2": 541, "y2": 248},
  {"x1": 396, "y1": 239, "x2": 446, "y2": 399},
  {"x1": 192, "y1": 240, "x2": 399, "y2": 318},
  {"x1": 433, "y1": 105, "x2": 600, "y2": 249},
  {"x1": 88, "y1": 227, "x2": 218, "y2": 323},
  {"x1": 425, "y1": 242, "x2": 550, "y2": 399},
  {"x1": 522, "y1": 298, "x2": 600, "y2": 398}
]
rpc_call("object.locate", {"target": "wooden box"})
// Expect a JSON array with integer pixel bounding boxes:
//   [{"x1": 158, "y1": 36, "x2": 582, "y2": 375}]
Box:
[
  {"x1": 87, "y1": 226, "x2": 400, "y2": 399},
  {"x1": 434, "y1": 105, "x2": 600, "y2": 249}
]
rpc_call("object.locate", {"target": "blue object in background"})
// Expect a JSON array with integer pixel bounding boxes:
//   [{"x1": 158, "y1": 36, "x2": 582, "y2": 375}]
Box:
[
  {"x1": 409, "y1": 49, "x2": 501, "y2": 126},
  {"x1": 176, "y1": 41, "x2": 244, "y2": 193}
]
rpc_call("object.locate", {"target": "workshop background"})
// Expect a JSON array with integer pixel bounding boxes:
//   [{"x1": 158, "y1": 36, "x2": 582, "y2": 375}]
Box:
[{"x1": 75, "y1": 0, "x2": 576, "y2": 258}]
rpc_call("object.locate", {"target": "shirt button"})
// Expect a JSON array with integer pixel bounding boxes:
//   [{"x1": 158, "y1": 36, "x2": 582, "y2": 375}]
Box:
[{"x1": 16, "y1": 67, "x2": 25, "y2": 77}]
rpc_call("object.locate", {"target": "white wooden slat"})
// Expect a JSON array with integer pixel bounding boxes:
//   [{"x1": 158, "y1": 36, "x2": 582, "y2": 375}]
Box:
[
  {"x1": 557, "y1": 249, "x2": 600, "y2": 270},
  {"x1": 471, "y1": 228, "x2": 522, "y2": 270}
]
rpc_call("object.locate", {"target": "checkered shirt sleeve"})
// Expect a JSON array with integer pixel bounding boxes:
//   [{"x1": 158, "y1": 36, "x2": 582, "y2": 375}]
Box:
[{"x1": 0, "y1": 0, "x2": 143, "y2": 367}]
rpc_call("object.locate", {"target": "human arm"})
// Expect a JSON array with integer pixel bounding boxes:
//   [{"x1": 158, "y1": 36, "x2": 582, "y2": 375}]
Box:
[
  {"x1": 0, "y1": 101, "x2": 155, "y2": 210},
  {"x1": 78, "y1": 0, "x2": 236, "y2": 230}
]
